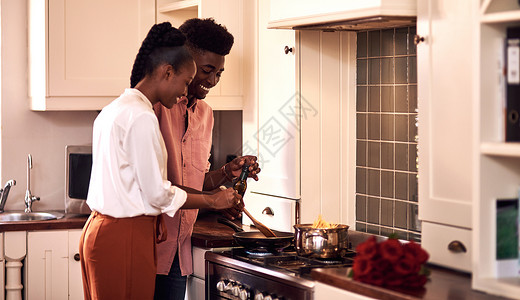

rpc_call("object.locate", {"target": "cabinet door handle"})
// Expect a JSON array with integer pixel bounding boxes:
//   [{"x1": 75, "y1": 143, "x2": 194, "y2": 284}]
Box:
[
  {"x1": 74, "y1": 253, "x2": 80, "y2": 261},
  {"x1": 284, "y1": 46, "x2": 293, "y2": 54},
  {"x1": 262, "y1": 207, "x2": 274, "y2": 216},
  {"x1": 413, "y1": 35, "x2": 425, "y2": 45},
  {"x1": 447, "y1": 240, "x2": 467, "y2": 253}
]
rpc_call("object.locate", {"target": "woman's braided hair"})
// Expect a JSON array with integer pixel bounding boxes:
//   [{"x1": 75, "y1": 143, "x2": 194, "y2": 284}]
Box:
[{"x1": 130, "y1": 22, "x2": 193, "y2": 88}]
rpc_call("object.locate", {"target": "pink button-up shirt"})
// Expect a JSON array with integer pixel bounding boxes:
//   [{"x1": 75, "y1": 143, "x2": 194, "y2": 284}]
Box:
[{"x1": 153, "y1": 98, "x2": 214, "y2": 276}]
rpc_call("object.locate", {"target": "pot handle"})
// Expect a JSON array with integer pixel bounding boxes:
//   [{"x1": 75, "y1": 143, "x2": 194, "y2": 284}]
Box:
[
  {"x1": 217, "y1": 217, "x2": 244, "y2": 233},
  {"x1": 304, "y1": 231, "x2": 329, "y2": 240}
]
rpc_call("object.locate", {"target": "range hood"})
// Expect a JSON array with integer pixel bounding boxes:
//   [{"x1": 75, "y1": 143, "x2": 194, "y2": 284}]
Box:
[{"x1": 268, "y1": 0, "x2": 417, "y2": 31}]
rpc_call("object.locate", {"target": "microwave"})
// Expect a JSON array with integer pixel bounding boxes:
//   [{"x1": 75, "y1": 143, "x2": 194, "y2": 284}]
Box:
[{"x1": 65, "y1": 145, "x2": 92, "y2": 215}]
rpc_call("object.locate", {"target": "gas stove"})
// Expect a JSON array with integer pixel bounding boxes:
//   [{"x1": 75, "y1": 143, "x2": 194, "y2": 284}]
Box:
[{"x1": 205, "y1": 247, "x2": 355, "y2": 300}]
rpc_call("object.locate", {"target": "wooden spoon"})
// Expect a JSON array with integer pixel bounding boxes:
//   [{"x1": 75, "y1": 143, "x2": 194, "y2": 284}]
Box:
[
  {"x1": 241, "y1": 207, "x2": 277, "y2": 237},
  {"x1": 220, "y1": 186, "x2": 277, "y2": 237}
]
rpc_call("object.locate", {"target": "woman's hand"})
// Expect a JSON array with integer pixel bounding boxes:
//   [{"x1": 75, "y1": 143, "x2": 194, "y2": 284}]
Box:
[
  {"x1": 209, "y1": 187, "x2": 242, "y2": 210},
  {"x1": 226, "y1": 155, "x2": 261, "y2": 181}
]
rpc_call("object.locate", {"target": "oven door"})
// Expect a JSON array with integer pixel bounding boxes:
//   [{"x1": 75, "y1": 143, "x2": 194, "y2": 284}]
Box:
[{"x1": 206, "y1": 252, "x2": 313, "y2": 300}]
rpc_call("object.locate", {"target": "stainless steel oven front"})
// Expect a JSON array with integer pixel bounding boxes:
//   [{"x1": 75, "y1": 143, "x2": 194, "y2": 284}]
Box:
[{"x1": 206, "y1": 251, "x2": 314, "y2": 300}]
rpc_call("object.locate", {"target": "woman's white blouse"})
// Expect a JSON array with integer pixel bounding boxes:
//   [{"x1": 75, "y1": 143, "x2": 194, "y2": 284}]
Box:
[{"x1": 87, "y1": 88, "x2": 187, "y2": 218}]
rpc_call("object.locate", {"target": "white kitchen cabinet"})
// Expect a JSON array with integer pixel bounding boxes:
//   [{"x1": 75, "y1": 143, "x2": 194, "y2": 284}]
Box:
[
  {"x1": 246, "y1": 0, "x2": 299, "y2": 200},
  {"x1": 28, "y1": 0, "x2": 156, "y2": 111},
  {"x1": 3, "y1": 230, "x2": 82, "y2": 300},
  {"x1": 68, "y1": 230, "x2": 83, "y2": 299},
  {"x1": 268, "y1": 0, "x2": 416, "y2": 30},
  {"x1": 26, "y1": 230, "x2": 69, "y2": 300},
  {"x1": 242, "y1": 192, "x2": 297, "y2": 232},
  {"x1": 241, "y1": 0, "x2": 300, "y2": 230},
  {"x1": 472, "y1": 1, "x2": 520, "y2": 298},
  {"x1": 416, "y1": 0, "x2": 474, "y2": 272},
  {"x1": 157, "y1": 0, "x2": 247, "y2": 110}
]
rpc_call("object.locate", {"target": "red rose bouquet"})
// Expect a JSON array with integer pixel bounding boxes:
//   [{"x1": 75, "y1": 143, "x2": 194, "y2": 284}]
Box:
[{"x1": 349, "y1": 236, "x2": 430, "y2": 288}]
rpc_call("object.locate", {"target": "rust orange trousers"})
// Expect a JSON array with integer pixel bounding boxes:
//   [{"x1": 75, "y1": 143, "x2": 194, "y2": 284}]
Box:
[{"x1": 79, "y1": 211, "x2": 166, "y2": 300}]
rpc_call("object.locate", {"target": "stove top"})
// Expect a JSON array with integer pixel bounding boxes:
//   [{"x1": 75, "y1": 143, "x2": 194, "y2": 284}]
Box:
[{"x1": 216, "y1": 247, "x2": 355, "y2": 279}]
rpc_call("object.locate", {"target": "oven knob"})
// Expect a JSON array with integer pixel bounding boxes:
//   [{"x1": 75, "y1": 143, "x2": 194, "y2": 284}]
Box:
[
  {"x1": 225, "y1": 281, "x2": 234, "y2": 292},
  {"x1": 216, "y1": 281, "x2": 226, "y2": 292},
  {"x1": 239, "y1": 288, "x2": 250, "y2": 300},
  {"x1": 254, "y1": 293, "x2": 265, "y2": 300},
  {"x1": 232, "y1": 285, "x2": 241, "y2": 296}
]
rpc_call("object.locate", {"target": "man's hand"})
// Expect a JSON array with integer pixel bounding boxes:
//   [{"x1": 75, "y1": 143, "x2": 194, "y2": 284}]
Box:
[{"x1": 226, "y1": 155, "x2": 261, "y2": 181}]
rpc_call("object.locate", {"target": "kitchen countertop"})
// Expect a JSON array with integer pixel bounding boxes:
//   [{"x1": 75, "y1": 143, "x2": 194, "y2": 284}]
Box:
[
  {"x1": 311, "y1": 266, "x2": 511, "y2": 300},
  {"x1": 0, "y1": 212, "x2": 88, "y2": 232},
  {"x1": 191, "y1": 212, "x2": 240, "y2": 248},
  {"x1": 0, "y1": 211, "x2": 239, "y2": 248}
]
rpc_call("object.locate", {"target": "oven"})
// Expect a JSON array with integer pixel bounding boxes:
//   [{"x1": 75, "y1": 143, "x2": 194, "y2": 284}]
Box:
[{"x1": 205, "y1": 247, "x2": 355, "y2": 300}]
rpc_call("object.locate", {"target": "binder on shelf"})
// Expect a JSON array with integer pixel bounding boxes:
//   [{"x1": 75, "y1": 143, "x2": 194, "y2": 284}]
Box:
[
  {"x1": 495, "y1": 197, "x2": 519, "y2": 277},
  {"x1": 506, "y1": 27, "x2": 520, "y2": 141}
]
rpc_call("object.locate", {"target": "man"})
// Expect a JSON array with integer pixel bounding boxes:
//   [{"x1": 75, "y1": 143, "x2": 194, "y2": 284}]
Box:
[{"x1": 153, "y1": 18, "x2": 260, "y2": 299}]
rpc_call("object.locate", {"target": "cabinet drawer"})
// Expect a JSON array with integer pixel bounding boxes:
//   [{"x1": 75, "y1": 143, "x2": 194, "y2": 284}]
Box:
[
  {"x1": 421, "y1": 222, "x2": 472, "y2": 272},
  {"x1": 242, "y1": 192, "x2": 297, "y2": 233}
]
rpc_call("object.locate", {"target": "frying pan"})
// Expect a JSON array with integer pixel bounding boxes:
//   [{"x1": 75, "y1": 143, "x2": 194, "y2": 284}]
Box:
[{"x1": 217, "y1": 218, "x2": 294, "y2": 250}]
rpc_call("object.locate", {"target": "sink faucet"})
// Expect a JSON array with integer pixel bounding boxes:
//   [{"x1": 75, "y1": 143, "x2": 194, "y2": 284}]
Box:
[
  {"x1": 0, "y1": 180, "x2": 16, "y2": 213},
  {"x1": 25, "y1": 154, "x2": 40, "y2": 213}
]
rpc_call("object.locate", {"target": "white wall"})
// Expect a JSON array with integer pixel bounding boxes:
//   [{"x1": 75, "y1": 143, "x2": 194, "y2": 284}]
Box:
[{"x1": 1, "y1": 0, "x2": 97, "y2": 211}]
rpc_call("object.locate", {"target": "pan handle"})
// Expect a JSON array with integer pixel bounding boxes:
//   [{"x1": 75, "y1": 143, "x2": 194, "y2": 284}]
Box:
[{"x1": 217, "y1": 217, "x2": 244, "y2": 233}]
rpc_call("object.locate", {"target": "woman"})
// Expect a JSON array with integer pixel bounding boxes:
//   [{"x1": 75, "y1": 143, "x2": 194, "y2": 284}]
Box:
[{"x1": 79, "y1": 22, "x2": 239, "y2": 300}]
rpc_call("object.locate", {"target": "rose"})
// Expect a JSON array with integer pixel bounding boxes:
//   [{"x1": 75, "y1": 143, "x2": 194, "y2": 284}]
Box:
[
  {"x1": 384, "y1": 273, "x2": 405, "y2": 287},
  {"x1": 372, "y1": 257, "x2": 393, "y2": 274},
  {"x1": 403, "y1": 240, "x2": 429, "y2": 265},
  {"x1": 352, "y1": 256, "x2": 373, "y2": 277},
  {"x1": 350, "y1": 237, "x2": 430, "y2": 288},
  {"x1": 355, "y1": 236, "x2": 378, "y2": 259},
  {"x1": 379, "y1": 238, "x2": 404, "y2": 263},
  {"x1": 394, "y1": 256, "x2": 419, "y2": 275},
  {"x1": 362, "y1": 272, "x2": 385, "y2": 286}
]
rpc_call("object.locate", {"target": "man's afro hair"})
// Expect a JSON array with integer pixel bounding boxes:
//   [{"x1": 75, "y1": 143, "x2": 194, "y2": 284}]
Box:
[{"x1": 179, "y1": 18, "x2": 234, "y2": 56}]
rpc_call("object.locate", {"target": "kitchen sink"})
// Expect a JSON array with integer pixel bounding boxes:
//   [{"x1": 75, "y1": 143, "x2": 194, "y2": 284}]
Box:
[{"x1": 0, "y1": 211, "x2": 65, "y2": 222}]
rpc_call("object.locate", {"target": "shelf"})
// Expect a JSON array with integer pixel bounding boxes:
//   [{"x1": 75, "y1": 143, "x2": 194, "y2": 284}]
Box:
[
  {"x1": 158, "y1": 0, "x2": 199, "y2": 13},
  {"x1": 481, "y1": 10, "x2": 520, "y2": 24}
]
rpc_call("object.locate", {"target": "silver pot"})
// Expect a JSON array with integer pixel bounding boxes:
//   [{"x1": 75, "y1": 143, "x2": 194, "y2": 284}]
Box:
[{"x1": 293, "y1": 224, "x2": 350, "y2": 259}]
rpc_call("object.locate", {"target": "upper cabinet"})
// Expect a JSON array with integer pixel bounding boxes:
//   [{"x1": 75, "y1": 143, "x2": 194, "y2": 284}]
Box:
[
  {"x1": 268, "y1": 0, "x2": 416, "y2": 30},
  {"x1": 417, "y1": 0, "x2": 474, "y2": 272},
  {"x1": 157, "y1": 0, "x2": 247, "y2": 110},
  {"x1": 251, "y1": 0, "x2": 299, "y2": 200},
  {"x1": 28, "y1": 0, "x2": 247, "y2": 111},
  {"x1": 28, "y1": 0, "x2": 156, "y2": 111}
]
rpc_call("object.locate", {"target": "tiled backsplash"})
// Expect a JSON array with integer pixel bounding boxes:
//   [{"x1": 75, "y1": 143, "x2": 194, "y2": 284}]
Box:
[{"x1": 355, "y1": 27, "x2": 420, "y2": 241}]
